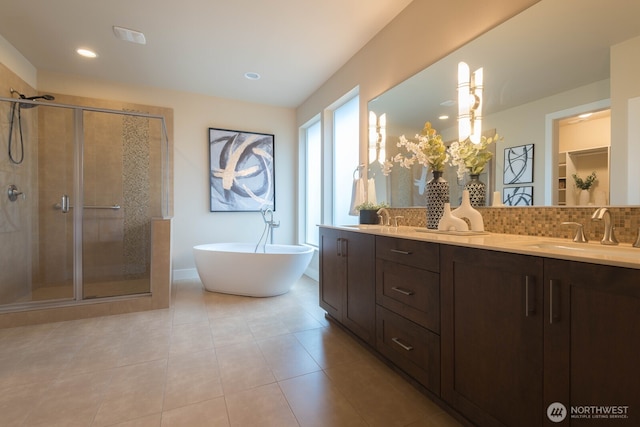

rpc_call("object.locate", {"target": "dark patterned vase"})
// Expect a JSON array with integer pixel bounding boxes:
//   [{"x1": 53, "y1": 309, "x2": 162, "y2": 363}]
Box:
[
  {"x1": 465, "y1": 174, "x2": 486, "y2": 207},
  {"x1": 426, "y1": 170, "x2": 450, "y2": 229}
]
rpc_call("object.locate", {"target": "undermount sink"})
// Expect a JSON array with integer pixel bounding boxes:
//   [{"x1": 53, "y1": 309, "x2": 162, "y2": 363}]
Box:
[
  {"x1": 414, "y1": 228, "x2": 490, "y2": 236},
  {"x1": 508, "y1": 240, "x2": 640, "y2": 260},
  {"x1": 342, "y1": 224, "x2": 384, "y2": 230}
]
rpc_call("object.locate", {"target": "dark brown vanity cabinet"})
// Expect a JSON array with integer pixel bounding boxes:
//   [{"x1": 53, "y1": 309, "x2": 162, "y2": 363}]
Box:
[
  {"x1": 375, "y1": 236, "x2": 441, "y2": 394},
  {"x1": 320, "y1": 227, "x2": 640, "y2": 426},
  {"x1": 319, "y1": 228, "x2": 375, "y2": 345},
  {"x1": 441, "y1": 246, "x2": 640, "y2": 427},
  {"x1": 544, "y1": 259, "x2": 640, "y2": 427},
  {"x1": 440, "y1": 245, "x2": 544, "y2": 427}
]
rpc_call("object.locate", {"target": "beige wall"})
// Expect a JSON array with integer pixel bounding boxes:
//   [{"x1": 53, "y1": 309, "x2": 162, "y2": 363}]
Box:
[{"x1": 611, "y1": 35, "x2": 640, "y2": 205}]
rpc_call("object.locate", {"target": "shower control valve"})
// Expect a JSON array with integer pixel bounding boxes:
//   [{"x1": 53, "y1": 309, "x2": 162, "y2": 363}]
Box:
[{"x1": 7, "y1": 184, "x2": 25, "y2": 202}]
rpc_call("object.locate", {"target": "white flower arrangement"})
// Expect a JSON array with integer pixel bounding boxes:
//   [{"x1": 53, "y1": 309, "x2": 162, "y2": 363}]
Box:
[
  {"x1": 448, "y1": 134, "x2": 502, "y2": 180},
  {"x1": 384, "y1": 122, "x2": 448, "y2": 175}
]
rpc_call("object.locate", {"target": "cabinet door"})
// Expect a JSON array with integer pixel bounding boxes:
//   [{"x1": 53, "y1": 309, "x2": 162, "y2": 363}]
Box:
[
  {"x1": 441, "y1": 245, "x2": 544, "y2": 427},
  {"x1": 544, "y1": 259, "x2": 640, "y2": 427},
  {"x1": 319, "y1": 228, "x2": 344, "y2": 319},
  {"x1": 343, "y1": 232, "x2": 376, "y2": 345}
]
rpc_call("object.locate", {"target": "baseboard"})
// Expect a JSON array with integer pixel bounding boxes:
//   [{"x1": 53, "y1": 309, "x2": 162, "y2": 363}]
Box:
[
  {"x1": 305, "y1": 266, "x2": 319, "y2": 282},
  {"x1": 173, "y1": 268, "x2": 199, "y2": 281}
]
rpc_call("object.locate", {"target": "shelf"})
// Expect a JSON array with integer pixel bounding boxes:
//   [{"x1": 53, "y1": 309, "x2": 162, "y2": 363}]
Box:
[{"x1": 568, "y1": 146, "x2": 609, "y2": 157}]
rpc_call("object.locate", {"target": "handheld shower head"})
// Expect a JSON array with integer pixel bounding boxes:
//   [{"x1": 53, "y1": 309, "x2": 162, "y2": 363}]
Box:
[
  {"x1": 26, "y1": 94, "x2": 55, "y2": 101},
  {"x1": 9, "y1": 88, "x2": 55, "y2": 108}
]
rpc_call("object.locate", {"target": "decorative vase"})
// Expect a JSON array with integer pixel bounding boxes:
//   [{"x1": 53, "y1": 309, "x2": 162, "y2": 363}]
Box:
[
  {"x1": 452, "y1": 190, "x2": 484, "y2": 231},
  {"x1": 426, "y1": 170, "x2": 450, "y2": 229},
  {"x1": 578, "y1": 189, "x2": 590, "y2": 206},
  {"x1": 465, "y1": 174, "x2": 486, "y2": 207}
]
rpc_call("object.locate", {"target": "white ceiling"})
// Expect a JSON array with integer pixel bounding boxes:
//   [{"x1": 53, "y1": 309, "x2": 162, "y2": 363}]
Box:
[{"x1": 0, "y1": 0, "x2": 413, "y2": 107}]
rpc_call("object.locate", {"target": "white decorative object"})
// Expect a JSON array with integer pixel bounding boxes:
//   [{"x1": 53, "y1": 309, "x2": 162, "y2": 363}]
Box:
[
  {"x1": 594, "y1": 189, "x2": 607, "y2": 206},
  {"x1": 452, "y1": 190, "x2": 485, "y2": 231},
  {"x1": 578, "y1": 189, "x2": 590, "y2": 206},
  {"x1": 438, "y1": 203, "x2": 469, "y2": 232},
  {"x1": 492, "y1": 191, "x2": 503, "y2": 206}
]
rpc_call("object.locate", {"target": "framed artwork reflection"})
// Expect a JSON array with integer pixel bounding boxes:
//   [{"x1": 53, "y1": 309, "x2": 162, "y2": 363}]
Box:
[
  {"x1": 209, "y1": 128, "x2": 275, "y2": 212},
  {"x1": 503, "y1": 144, "x2": 534, "y2": 184},
  {"x1": 503, "y1": 186, "x2": 533, "y2": 206}
]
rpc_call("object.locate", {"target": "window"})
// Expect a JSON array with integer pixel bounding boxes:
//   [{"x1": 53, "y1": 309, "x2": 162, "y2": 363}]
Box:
[
  {"x1": 299, "y1": 89, "x2": 360, "y2": 248},
  {"x1": 332, "y1": 93, "x2": 359, "y2": 226},
  {"x1": 303, "y1": 119, "x2": 321, "y2": 246}
]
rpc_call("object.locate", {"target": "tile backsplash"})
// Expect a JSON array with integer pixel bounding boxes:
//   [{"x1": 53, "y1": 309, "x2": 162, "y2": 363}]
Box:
[{"x1": 388, "y1": 206, "x2": 640, "y2": 244}]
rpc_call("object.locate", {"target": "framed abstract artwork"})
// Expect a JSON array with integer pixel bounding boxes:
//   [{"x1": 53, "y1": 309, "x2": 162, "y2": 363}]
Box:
[
  {"x1": 209, "y1": 128, "x2": 275, "y2": 212},
  {"x1": 503, "y1": 186, "x2": 533, "y2": 206},
  {"x1": 503, "y1": 144, "x2": 534, "y2": 184}
]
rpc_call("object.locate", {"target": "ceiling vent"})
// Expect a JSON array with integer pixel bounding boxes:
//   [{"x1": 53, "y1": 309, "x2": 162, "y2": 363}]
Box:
[{"x1": 113, "y1": 26, "x2": 146, "y2": 45}]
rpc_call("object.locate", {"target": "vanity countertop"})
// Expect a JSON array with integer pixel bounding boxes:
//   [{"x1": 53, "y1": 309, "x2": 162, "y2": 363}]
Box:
[{"x1": 322, "y1": 224, "x2": 640, "y2": 270}]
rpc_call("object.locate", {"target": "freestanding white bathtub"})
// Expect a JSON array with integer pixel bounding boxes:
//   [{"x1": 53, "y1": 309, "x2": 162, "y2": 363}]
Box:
[{"x1": 193, "y1": 243, "x2": 314, "y2": 297}]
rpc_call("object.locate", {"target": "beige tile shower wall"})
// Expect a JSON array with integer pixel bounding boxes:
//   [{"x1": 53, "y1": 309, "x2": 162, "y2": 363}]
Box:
[
  {"x1": 0, "y1": 63, "x2": 37, "y2": 303},
  {"x1": 389, "y1": 206, "x2": 640, "y2": 244}
]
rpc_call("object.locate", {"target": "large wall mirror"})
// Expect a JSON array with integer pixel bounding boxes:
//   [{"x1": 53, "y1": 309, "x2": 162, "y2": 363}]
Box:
[{"x1": 368, "y1": 0, "x2": 640, "y2": 207}]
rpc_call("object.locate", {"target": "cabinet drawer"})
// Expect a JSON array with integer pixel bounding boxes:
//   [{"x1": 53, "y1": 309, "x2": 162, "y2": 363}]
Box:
[
  {"x1": 376, "y1": 236, "x2": 439, "y2": 272},
  {"x1": 376, "y1": 305, "x2": 440, "y2": 394},
  {"x1": 376, "y1": 259, "x2": 440, "y2": 333}
]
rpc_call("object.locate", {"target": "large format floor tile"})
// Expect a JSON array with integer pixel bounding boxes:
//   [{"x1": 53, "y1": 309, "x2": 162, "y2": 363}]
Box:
[{"x1": 0, "y1": 275, "x2": 462, "y2": 426}]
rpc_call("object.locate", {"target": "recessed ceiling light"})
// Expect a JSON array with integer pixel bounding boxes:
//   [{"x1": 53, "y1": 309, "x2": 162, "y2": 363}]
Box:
[
  {"x1": 76, "y1": 48, "x2": 98, "y2": 58},
  {"x1": 439, "y1": 115, "x2": 449, "y2": 120},
  {"x1": 578, "y1": 113, "x2": 593, "y2": 119},
  {"x1": 113, "y1": 26, "x2": 147, "y2": 45},
  {"x1": 244, "y1": 72, "x2": 261, "y2": 80}
]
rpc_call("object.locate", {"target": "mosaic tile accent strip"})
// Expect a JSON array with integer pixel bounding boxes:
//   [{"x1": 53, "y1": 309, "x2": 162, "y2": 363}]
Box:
[
  {"x1": 123, "y1": 113, "x2": 150, "y2": 277},
  {"x1": 389, "y1": 206, "x2": 640, "y2": 244}
]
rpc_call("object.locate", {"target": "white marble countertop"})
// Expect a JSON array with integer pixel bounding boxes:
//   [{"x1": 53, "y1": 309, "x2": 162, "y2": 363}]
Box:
[{"x1": 322, "y1": 224, "x2": 640, "y2": 270}]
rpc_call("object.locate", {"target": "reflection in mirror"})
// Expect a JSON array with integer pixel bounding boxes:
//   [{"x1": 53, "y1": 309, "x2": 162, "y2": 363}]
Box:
[{"x1": 368, "y1": 0, "x2": 640, "y2": 207}]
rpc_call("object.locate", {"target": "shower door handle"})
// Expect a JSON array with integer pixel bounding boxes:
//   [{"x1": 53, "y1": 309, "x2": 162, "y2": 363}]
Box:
[{"x1": 61, "y1": 194, "x2": 70, "y2": 213}]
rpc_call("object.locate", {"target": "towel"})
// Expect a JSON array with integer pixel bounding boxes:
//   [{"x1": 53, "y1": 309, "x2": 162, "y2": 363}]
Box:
[
  {"x1": 349, "y1": 177, "x2": 365, "y2": 216},
  {"x1": 367, "y1": 178, "x2": 377, "y2": 204}
]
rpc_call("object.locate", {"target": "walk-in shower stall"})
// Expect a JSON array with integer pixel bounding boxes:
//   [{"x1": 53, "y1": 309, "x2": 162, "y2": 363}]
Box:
[{"x1": 0, "y1": 94, "x2": 170, "y2": 312}]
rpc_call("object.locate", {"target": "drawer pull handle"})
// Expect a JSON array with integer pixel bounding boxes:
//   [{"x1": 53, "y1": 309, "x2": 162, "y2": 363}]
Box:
[
  {"x1": 391, "y1": 286, "x2": 414, "y2": 296},
  {"x1": 390, "y1": 249, "x2": 412, "y2": 255},
  {"x1": 391, "y1": 337, "x2": 414, "y2": 351}
]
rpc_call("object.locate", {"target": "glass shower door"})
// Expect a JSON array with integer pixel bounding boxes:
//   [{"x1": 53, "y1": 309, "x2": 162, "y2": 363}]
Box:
[
  {"x1": 81, "y1": 111, "x2": 151, "y2": 298},
  {"x1": 33, "y1": 105, "x2": 76, "y2": 302}
]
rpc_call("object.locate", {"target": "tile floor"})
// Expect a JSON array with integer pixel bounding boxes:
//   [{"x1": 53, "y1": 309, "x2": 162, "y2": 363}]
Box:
[{"x1": 0, "y1": 276, "x2": 463, "y2": 426}]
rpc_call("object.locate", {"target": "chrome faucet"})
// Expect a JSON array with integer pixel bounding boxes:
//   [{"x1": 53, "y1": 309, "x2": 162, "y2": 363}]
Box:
[
  {"x1": 591, "y1": 207, "x2": 618, "y2": 245},
  {"x1": 256, "y1": 208, "x2": 280, "y2": 252},
  {"x1": 377, "y1": 208, "x2": 390, "y2": 226}
]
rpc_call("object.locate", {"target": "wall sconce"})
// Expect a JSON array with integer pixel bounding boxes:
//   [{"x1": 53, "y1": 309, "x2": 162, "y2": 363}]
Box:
[
  {"x1": 368, "y1": 111, "x2": 386, "y2": 163},
  {"x1": 457, "y1": 61, "x2": 483, "y2": 144}
]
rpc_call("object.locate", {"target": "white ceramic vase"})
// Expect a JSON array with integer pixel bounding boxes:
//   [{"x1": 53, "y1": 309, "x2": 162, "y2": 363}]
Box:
[{"x1": 578, "y1": 189, "x2": 590, "y2": 205}]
